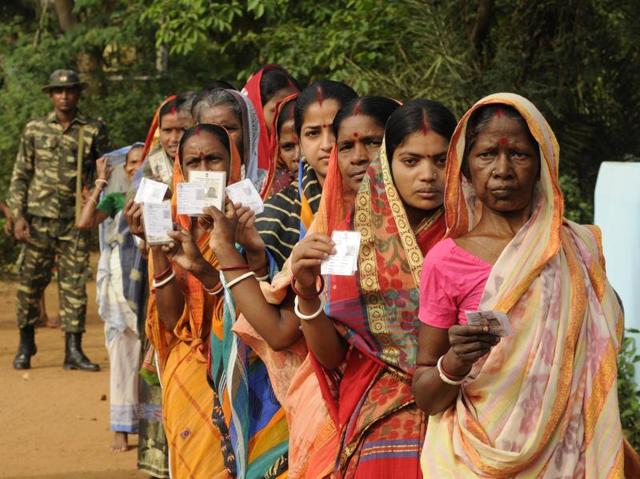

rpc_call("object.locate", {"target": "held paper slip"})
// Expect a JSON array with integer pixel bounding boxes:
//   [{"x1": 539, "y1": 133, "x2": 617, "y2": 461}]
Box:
[
  {"x1": 464, "y1": 310, "x2": 512, "y2": 337},
  {"x1": 321, "y1": 231, "x2": 361, "y2": 276},
  {"x1": 134, "y1": 177, "x2": 168, "y2": 204},
  {"x1": 176, "y1": 183, "x2": 207, "y2": 216},
  {"x1": 189, "y1": 171, "x2": 226, "y2": 211},
  {"x1": 225, "y1": 179, "x2": 264, "y2": 214},
  {"x1": 143, "y1": 201, "x2": 173, "y2": 245}
]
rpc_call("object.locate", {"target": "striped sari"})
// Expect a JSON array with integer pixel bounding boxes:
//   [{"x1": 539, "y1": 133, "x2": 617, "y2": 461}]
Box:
[
  {"x1": 420, "y1": 93, "x2": 630, "y2": 478},
  {"x1": 207, "y1": 113, "x2": 290, "y2": 478},
  {"x1": 255, "y1": 160, "x2": 322, "y2": 270}
]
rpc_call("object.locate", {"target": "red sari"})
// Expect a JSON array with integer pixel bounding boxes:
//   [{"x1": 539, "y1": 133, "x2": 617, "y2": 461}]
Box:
[{"x1": 315, "y1": 142, "x2": 446, "y2": 478}]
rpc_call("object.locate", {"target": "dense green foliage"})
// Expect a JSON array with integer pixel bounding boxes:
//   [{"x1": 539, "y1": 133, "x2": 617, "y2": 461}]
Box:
[
  {"x1": 0, "y1": 0, "x2": 639, "y2": 451},
  {"x1": 1, "y1": 1, "x2": 639, "y2": 221},
  {"x1": 619, "y1": 329, "x2": 640, "y2": 449}
]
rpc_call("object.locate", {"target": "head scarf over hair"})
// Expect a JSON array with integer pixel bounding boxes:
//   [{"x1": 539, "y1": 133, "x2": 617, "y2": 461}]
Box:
[
  {"x1": 242, "y1": 65, "x2": 299, "y2": 194},
  {"x1": 421, "y1": 93, "x2": 625, "y2": 478},
  {"x1": 319, "y1": 140, "x2": 446, "y2": 373},
  {"x1": 271, "y1": 92, "x2": 299, "y2": 163},
  {"x1": 222, "y1": 89, "x2": 271, "y2": 198},
  {"x1": 138, "y1": 95, "x2": 178, "y2": 187}
]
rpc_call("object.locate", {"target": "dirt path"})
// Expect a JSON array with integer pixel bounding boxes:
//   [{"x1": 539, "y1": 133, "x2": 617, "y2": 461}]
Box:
[{"x1": 0, "y1": 261, "x2": 146, "y2": 479}]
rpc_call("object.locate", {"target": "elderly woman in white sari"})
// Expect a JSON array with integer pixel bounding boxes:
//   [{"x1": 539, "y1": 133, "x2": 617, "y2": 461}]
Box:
[{"x1": 77, "y1": 143, "x2": 144, "y2": 452}]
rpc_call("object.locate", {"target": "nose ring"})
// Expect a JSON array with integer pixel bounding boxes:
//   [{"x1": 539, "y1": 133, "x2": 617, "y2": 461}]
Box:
[
  {"x1": 491, "y1": 169, "x2": 496, "y2": 175},
  {"x1": 432, "y1": 172, "x2": 437, "y2": 179}
]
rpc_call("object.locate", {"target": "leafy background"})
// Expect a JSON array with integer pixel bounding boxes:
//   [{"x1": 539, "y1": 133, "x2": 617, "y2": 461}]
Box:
[{"x1": 1, "y1": 0, "x2": 639, "y2": 449}]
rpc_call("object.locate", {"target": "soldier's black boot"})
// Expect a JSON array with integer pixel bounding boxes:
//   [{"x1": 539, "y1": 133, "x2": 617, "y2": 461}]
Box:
[
  {"x1": 63, "y1": 332, "x2": 100, "y2": 371},
  {"x1": 13, "y1": 325, "x2": 37, "y2": 369}
]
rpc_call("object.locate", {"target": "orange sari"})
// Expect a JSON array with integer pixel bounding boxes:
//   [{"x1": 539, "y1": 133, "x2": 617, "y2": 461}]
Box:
[{"x1": 146, "y1": 132, "x2": 241, "y2": 479}]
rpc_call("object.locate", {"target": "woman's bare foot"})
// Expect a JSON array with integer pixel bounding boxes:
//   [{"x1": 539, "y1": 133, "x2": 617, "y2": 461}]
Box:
[{"x1": 111, "y1": 432, "x2": 128, "y2": 452}]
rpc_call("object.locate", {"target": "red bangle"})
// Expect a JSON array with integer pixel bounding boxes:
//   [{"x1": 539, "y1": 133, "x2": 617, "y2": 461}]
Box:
[
  {"x1": 154, "y1": 265, "x2": 173, "y2": 281},
  {"x1": 219, "y1": 264, "x2": 250, "y2": 272},
  {"x1": 290, "y1": 275, "x2": 325, "y2": 300}
]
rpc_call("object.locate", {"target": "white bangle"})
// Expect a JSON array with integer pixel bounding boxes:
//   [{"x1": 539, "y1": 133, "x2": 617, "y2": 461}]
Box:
[
  {"x1": 152, "y1": 270, "x2": 176, "y2": 289},
  {"x1": 95, "y1": 178, "x2": 108, "y2": 187},
  {"x1": 255, "y1": 273, "x2": 269, "y2": 281},
  {"x1": 436, "y1": 355, "x2": 467, "y2": 386},
  {"x1": 225, "y1": 271, "x2": 256, "y2": 289},
  {"x1": 203, "y1": 282, "x2": 223, "y2": 295},
  {"x1": 294, "y1": 295, "x2": 324, "y2": 321}
]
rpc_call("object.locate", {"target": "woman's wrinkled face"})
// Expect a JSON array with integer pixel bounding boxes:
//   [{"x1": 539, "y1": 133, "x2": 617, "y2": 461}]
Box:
[
  {"x1": 278, "y1": 119, "x2": 300, "y2": 175},
  {"x1": 263, "y1": 86, "x2": 297, "y2": 135},
  {"x1": 198, "y1": 105, "x2": 243, "y2": 160},
  {"x1": 299, "y1": 99, "x2": 341, "y2": 183},
  {"x1": 466, "y1": 113, "x2": 539, "y2": 215},
  {"x1": 181, "y1": 132, "x2": 230, "y2": 181},
  {"x1": 159, "y1": 111, "x2": 190, "y2": 160},
  {"x1": 337, "y1": 114, "x2": 384, "y2": 195},
  {"x1": 124, "y1": 147, "x2": 144, "y2": 180},
  {"x1": 391, "y1": 130, "x2": 448, "y2": 217}
]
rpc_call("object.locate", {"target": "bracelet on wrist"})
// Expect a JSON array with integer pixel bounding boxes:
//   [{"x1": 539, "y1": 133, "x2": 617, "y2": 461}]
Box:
[
  {"x1": 290, "y1": 275, "x2": 325, "y2": 300},
  {"x1": 95, "y1": 178, "x2": 108, "y2": 187},
  {"x1": 88, "y1": 196, "x2": 98, "y2": 206},
  {"x1": 219, "y1": 264, "x2": 250, "y2": 272},
  {"x1": 293, "y1": 295, "x2": 324, "y2": 321},
  {"x1": 436, "y1": 355, "x2": 467, "y2": 386},
  {"x1": 152, "y1": 270, "x2": 176, "y2": 289},
  {"x1": 224, "y1": 271, "x2": 256, "y2": 289},
  {"x1": 255, "y1": 273, "x2": 270, "y2": 281},
  {"x1": 154, "y1": 264, "x2": 173, "y2": 281},
  {"x1": 203, "y1": 281, "x2": 223, "y2": 295}
]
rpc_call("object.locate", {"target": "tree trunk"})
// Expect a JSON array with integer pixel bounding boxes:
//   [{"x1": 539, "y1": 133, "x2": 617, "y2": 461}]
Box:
[
  {"x1": 471, "y1": 0, "x2": 492, "y2": 52},
  {"x1": 53, "y1": 0, "x2": 78, "y2": 32}
]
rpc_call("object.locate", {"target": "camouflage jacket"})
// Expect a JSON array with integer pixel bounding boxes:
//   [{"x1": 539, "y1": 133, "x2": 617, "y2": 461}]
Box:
[{"x1": 8, "y1": 111, "x2": 109, "y2": 220}]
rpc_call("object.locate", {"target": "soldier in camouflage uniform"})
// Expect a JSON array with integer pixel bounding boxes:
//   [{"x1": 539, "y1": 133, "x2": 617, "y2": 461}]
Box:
[{"x1": 8, "y1": 69, "x2": 109, "y2": 371}]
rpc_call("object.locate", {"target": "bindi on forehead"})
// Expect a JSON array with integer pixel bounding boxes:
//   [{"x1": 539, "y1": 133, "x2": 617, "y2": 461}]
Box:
[
  {"x1": 498, "y1": 137, "x2": 509, "y2": 146},
  {"x1": 352, "y1": 132, "x2": 359, "y2": 138}
]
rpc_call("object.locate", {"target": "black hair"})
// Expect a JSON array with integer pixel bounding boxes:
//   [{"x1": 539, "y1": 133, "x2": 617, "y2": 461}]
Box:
[
  {"x1": 259, "y1": 67, "x2": 300, "y2": 105},
  {"x1": 294, "y1": 80, "x2": 357, "y2": 135},
  {"x1": 332, "y1": 96, "x2": 400, "y2": 138},
  {"x1": 178, "y1": 123, "x2": 230, "y2": 162},
  {"x1": 462, "y1": 104, "x2": 538, "y2": 177},
  {"x1": 158, "y1": 92, "x2": 193, "y2": 127},
  {"x1": 203, "y1": 80, "x2": 237, "y2": 91},
  {"x1": 275, "y1": 97, "x2": 297, "y2": 137},
  {"x1": 384, "y1": 99, "x2": 457, "y2": 161},
  {"x1": 125, "y1": 144, "x2": 144, "y2": 165},
  {"x1": 191, "y1": 88, "x2": 242, "y2": 124}
]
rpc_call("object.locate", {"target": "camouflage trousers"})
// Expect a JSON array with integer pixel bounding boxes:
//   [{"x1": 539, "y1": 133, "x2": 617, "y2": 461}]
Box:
[{"x1": 16, "y1": 216, "x2": 90, "y2": 333}]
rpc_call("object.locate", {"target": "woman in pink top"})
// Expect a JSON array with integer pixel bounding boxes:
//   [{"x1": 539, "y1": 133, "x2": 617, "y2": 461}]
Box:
[{"x1": 413, "y1": 94, "x2": 634, "y2": 477}]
